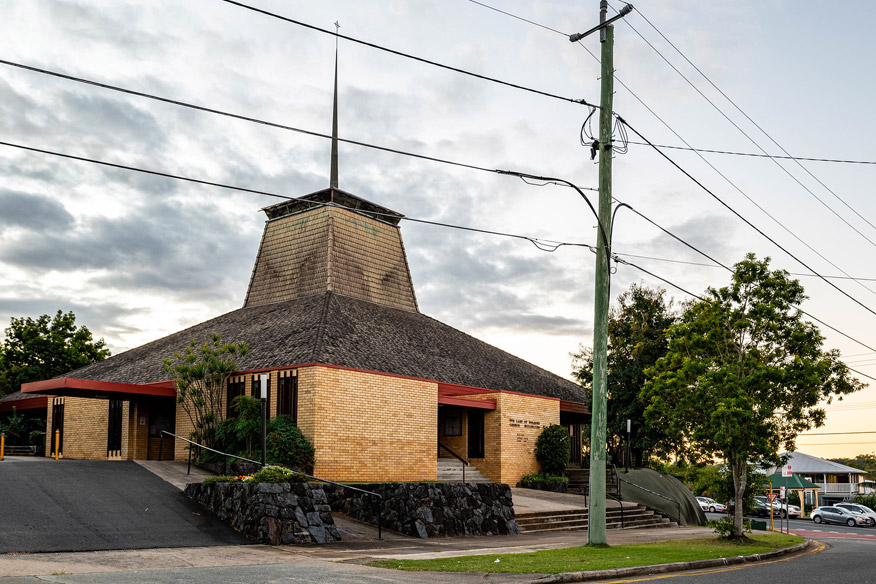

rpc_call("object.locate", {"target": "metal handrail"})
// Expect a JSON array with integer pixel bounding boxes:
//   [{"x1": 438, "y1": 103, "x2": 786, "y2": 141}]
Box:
[
  {"x1": 606, "y1": 493, "x2": 624, "y2": 528},
  {"x1": 161, "y1": 430, "x2": 385, "y2": 539},
  {"x1": 438, "y1": 441, "x2": 469, "y2": 482},
  {"x1": 617, "y1": 475, "x2": 682, "y2": 525}
]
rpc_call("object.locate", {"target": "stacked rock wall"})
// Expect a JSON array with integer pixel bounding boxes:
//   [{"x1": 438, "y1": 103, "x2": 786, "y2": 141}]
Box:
[
  {"x1": 184, "y1": 481, "x2": 341, "y2": 544},
  {"x1": 186, "y1": 481, "x2": 519, "y2": 543},
  {"x1": 326, "y1": 482, "x2": 519, "y2": 538}
]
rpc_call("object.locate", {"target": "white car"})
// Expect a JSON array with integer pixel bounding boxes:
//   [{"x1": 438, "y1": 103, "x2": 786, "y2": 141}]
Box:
[
  {"x1": 754, "y1": 496, "x2": 800, "y2": 518},
  {"x1": 696, "y1": 497, "x2": 726, "y2": 513},
  {"x1": 835, "y1": 503, "x2": 876, "y2": 527}
]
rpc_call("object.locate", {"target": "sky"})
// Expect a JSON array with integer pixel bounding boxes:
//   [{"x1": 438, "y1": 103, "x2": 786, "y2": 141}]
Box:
[{"x1": 1, "y1": 0, "x2": 874, "y2": 459}]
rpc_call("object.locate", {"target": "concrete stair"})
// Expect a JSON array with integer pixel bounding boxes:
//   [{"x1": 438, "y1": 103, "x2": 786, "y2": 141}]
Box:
[
  {"x1": 565, "y1": 467, "x2": 619, "y2": 497},
  {"x1": 516, "y1": 504, "x2": 676, "y2": 534},
  {"x1": 437, "y1": 458, "x2": 491, "y2": 483}
]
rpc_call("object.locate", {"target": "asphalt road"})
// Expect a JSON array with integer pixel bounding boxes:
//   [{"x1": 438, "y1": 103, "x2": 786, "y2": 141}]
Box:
[
  {"x1": 704, "y1": 511, "x2": 876, "y2": 537},
  {"x1": 0, "y1": 458, "x2": 247, "y2": 553}
]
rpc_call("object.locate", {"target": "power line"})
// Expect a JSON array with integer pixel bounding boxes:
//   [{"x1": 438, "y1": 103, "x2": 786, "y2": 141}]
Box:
[
  {"x1": 800, "y1": 431, "x2": 876, "y2": 436},
  {"x1": 608, "y1": 2, "x2": 876, "y2": 250},
  {"x1": 467, "y1": 0, "x2": 567, "y2": 36},
  {"x1": 576, "y1": 40, "x2": 876, "y2": 300},
  {"x1": 7, "y1": 135, "x2": 875, "y2": 378},
  {"x1": 217, "y1": 0, "x2": 595, "y2": 108},
  {"x1": 622, "y1": 2, "x2": 876, "y2": 236},
  {"x1": 614, "y1": 251, "x2": 876, "y2": 283},
  {"x1": 459, "y1": 0, "x2": 876, "y2": 299},
  {"x1": 609, "y1": 196, "x2": 876, "y2": 356},
  {"x1": 0, "y1": 140, "x2": 596, "y2": 255},
  {"x1": 619, "y1": 116, "x2": 876, "y2": 321},
  {"x1": 626, "y1": 141, "x2": 876, "y2": 166},
  {"x1": 0, "y1": 59, "x2": 501, "y2": 176}
]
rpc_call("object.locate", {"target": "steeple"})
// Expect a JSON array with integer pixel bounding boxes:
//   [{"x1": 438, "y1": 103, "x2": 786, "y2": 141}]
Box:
[{"x1": 330, "y1": 21, "x2": 339, "y2": 189}]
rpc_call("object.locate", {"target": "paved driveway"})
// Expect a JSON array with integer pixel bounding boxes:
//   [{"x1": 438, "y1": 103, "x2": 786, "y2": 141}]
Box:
[{"x1": 0, "y1": 458, "x2": 247, "y2": 553}]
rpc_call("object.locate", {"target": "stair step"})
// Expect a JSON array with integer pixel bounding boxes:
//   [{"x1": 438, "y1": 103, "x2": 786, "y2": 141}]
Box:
[{"x1": 516, "y1": 503, "x2": 675, "y2": 533}]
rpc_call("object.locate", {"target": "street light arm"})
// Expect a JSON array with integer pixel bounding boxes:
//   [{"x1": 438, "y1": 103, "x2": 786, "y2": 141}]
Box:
[{"x1": 569, "y1": 4, "x2": 634, "y2": 42}]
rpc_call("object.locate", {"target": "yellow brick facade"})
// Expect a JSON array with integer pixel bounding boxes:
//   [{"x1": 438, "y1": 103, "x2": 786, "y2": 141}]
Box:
[
  {"x1": 299, "y1": 366, "x2": 437, "y2": 482},
  {"x1": 42, "y1": 365, "x2": 567, "y2": 486}
]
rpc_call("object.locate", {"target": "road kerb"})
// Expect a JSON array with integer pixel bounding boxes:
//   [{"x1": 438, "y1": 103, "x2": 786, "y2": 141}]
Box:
[{"x1": 530, "y1": 540, "x2": 817, "y2": 583}]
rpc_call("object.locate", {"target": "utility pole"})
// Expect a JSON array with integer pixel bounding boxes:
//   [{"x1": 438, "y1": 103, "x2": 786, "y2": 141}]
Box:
[
  {"x1": 588, "y1": 0, "x2": 615, "y2": 546},
  {"x1": 567, "y1": 0, "x2": 631, "y2": 546}
]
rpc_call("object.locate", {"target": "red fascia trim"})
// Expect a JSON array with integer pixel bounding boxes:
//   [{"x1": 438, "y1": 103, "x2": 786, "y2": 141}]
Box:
[
  {"x1": 21, "y1": 378, "x2": 176, "y2": 398},
  {"x1": 224, "y1": 362, "x2": 586, "y2": 409},
  {"x1": 0, "y1": 396, "x2": 48, "y2": 412},
  {"x1": 438, "y1": 395, "x2": 497, "y2": 410}
]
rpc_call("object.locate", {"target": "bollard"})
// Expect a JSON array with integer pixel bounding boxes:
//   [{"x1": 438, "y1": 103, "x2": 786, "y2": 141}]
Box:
[
  {"x1": 54, "y1": 429, "x2": 60, "y2": 460},
  {"x1": 1, "y1": 432, "x2": 5, "y2": 461}
]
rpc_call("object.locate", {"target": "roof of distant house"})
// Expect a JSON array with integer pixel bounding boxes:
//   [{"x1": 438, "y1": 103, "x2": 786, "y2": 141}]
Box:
[{"x1": 770, "y1": 451, "x2": 867, "y2": 475}]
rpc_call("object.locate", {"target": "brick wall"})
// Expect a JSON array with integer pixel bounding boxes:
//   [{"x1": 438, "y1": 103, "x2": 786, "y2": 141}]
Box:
[
  {"x1": 494, "y1": 393, "x2": 560, "y2": 485},
  {"x1": 44, "y1": 397, "x2": 109, "y2": 460},
  {"x1": 301, "y1": 366, "x2": 437, "y2": 482}
]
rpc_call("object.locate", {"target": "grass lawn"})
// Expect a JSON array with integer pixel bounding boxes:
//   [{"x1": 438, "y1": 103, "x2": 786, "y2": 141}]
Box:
[{"x1": 369, "y1": 533, "x2": 804, "y2": 574}]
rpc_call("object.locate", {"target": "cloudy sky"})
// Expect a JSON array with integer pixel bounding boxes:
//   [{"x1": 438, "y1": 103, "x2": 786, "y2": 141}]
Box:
[{"x1": 2, "y1": 0, "x2": 875, "y2": 458}]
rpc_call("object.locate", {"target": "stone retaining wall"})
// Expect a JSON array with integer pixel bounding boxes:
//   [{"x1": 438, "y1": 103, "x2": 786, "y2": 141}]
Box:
[
  {"x1": 186, "y1": 481, "x2": 519, "y2": 543},
  {"x1": 184, "y1": 481, "x2": 341, "y2": 545},
  {"x1": 325, "y1": 482, "x2": 519, "y2": 538}
]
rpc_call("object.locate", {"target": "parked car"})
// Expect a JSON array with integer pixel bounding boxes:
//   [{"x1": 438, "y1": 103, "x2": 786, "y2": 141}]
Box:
[
  {"x1": 696, "y1": 497, "x2": 727, "y2": 513},
  {"x1": 811, "y1": 506, "x2": 871, "y2": 527},
  {"x1": 753, "y1": 496, "x2": 800, "y2": 518},
  {"x1": 835, "y1": 503, "x2": 876, "y2": 526}
]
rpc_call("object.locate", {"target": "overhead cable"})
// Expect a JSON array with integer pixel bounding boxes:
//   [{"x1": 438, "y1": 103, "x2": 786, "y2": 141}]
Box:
[
  {"x1": 621, "y1": 2, "x2": 876, "y2": 234},
  {"x1": 618, "y1": 116, "x2": 876, "y2": 320},
  {"x1": 218, "y1": 0, "x2": 595, "y2": 108}
]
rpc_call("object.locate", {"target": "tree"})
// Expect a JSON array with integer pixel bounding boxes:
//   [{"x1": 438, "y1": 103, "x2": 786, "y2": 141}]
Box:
[
  {"x1": 642, "y1": 254, "x2": 863, "y2": 539},
  {"x1": 0, "y1": 310, "x2": 110, "y2": 396},
  {"x1": 571, "y1": 283, "x2": 677, "y2": 466},
  {"x1": 162, "y1": 334, "x2": 248, "y2": 447}
]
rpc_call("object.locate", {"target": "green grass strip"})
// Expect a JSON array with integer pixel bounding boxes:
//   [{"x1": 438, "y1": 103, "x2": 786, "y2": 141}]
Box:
[{"x1": 370, "y1": 533, "x2": 804, "y2": 574}]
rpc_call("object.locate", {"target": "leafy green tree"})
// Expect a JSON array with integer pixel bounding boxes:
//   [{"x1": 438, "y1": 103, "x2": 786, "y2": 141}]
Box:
[
  {"x1": 162, "y1": 334, "x2": 248, "y2": 447},
  {"x1": 643, "y1": 254, "x2": 863, "y2": 539},
  {"x1": 0, "y1": 310, "x2": 110, "y2": 396},
  {"x1": 571, "y1": 283, "x2": 677, "y2": 466}
]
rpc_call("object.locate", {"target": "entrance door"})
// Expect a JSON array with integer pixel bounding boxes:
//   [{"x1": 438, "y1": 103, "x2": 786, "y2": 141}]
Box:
[
  {"x1": 107, "y1": 399, "x2": 123, "y2": 457},
  {"x1": 468, "y1": 409, "x2": 485, "y2": 458},
  {"x1": 50, "y1": 399, "x2": 64, "y2": 456},
  {"x1": 146, "y1": 398, "x2": 176, "y2": 460}
]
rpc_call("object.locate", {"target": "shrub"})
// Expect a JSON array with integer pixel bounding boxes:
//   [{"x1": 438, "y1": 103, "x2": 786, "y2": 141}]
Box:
[
  {"x1": 266, "y1": 415, "x2": 315, "y2": 473},
  {"x1": 708, "y1": 516, "x2": 751, "y2": 539},
  {"x1": 535, "y1": 424, "x2": 570, "y2": 475},
  {"x1": 250, "y1": 465, "x2": 307, "y2": 483},
  {"x1": 519, "y1": 472, "x2": 569, "y2": 484},
  {"x1": 203, "y1": 475, "x2": 242, "y2": 486}
]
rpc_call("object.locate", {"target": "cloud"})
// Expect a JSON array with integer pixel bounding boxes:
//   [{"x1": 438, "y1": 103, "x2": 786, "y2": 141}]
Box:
[{"x1": 0, "y1": 190, "x2": 75, "y2": 232}]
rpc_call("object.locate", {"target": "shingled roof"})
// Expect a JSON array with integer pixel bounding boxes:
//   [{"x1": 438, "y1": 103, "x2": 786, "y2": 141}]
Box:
[{"x1": 62, "y1": 291, "x2": 585, "y2": 402}]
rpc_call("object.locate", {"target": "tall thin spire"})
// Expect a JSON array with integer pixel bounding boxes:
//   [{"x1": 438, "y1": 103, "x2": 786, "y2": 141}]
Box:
[{"x1": 330, "y1": 21, "x2": 339, "y2": 190}]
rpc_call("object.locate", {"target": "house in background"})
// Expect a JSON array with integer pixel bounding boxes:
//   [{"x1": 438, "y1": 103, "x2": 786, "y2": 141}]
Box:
[
  {"x1": 767, "y1": 451, "x2": 870, "y2": 505},
  {"x1": 20, "y1": 187, "x2": 590, "y2": 485}
]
